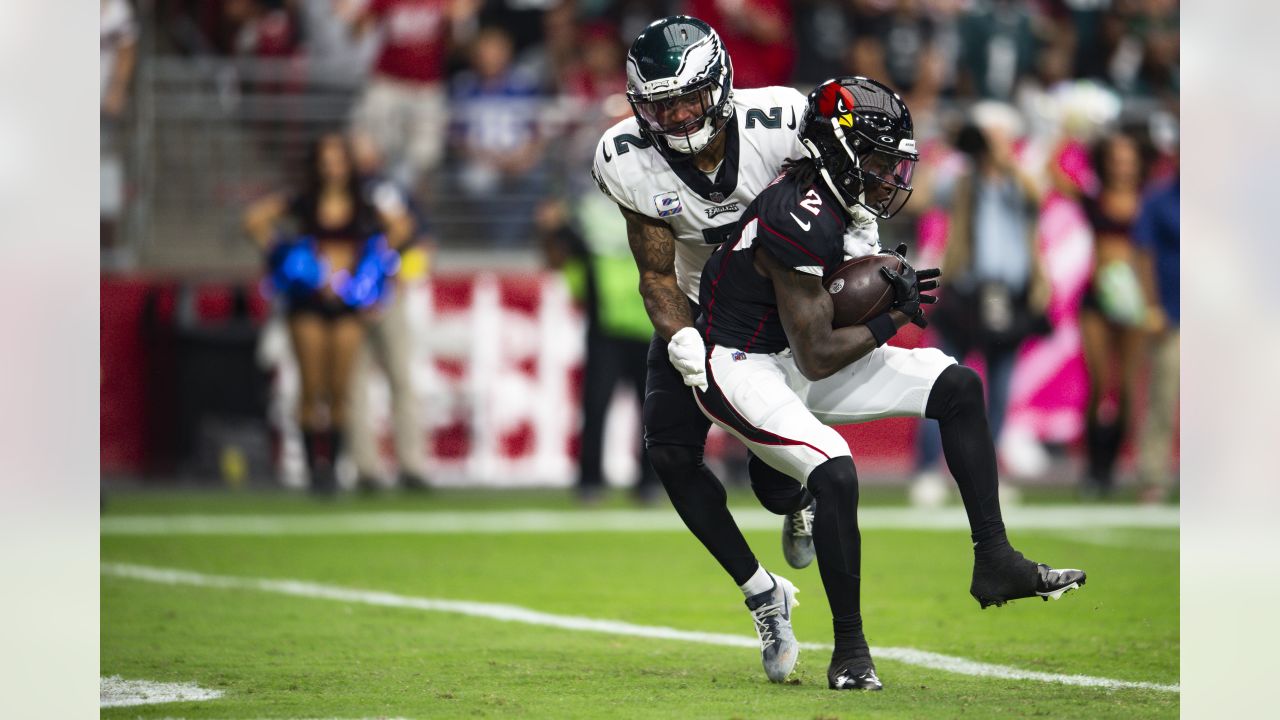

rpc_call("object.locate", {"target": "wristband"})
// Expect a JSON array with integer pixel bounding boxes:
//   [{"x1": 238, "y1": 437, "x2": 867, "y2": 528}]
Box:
[{"x1": 866, "y1": 312, "x2": 898, "y2": 347}]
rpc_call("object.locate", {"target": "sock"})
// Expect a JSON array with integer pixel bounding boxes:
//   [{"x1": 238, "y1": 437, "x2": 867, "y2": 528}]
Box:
[
  {"x1": 832, "y1": 613, "x2": 870, "y2": 661},
  {"x1": 806, "y1": 457, "x2": 862, "y2": 629},
  {"x1": 926, "y1": 366, "x2": 1008, "y2": 549},
  {"x1": 740, "y1": 564, "x2": 773, "y2": 597}
]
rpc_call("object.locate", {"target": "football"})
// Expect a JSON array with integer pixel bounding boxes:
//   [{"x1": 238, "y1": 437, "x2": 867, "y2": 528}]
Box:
[{"x1": 823, "y1": 253, "x2": 905, "y2": 328}]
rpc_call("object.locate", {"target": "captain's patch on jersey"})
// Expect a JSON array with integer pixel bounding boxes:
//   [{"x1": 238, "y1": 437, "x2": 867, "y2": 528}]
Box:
[{"x1": 654, "y1": 191, "x2": 683, "y2": 217}]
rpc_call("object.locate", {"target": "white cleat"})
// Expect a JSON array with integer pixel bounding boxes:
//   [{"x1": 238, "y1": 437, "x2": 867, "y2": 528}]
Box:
[{"x1": 744, "y1": 573, "x2": 800, "y2": 683}]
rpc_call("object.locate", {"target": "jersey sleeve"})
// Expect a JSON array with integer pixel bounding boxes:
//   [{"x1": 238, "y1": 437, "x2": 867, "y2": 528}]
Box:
[
  {"x1": 590, "y1": 135, "x2": 639, "y2": 214},
  {"x1": 753, "y1": 188, "x2": 834, "y2": 277}
]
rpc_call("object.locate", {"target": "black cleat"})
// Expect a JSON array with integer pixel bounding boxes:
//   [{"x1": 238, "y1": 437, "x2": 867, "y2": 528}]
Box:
[
  {"x1": 970, "y1": 546, "x2": 1086, "y2": 609},
  {"x1": 782, "y1": 499, "x2": 816, "y2": 569},
  {"x1": 828, "y1": 657, "x2": 883, "y2": 691}
]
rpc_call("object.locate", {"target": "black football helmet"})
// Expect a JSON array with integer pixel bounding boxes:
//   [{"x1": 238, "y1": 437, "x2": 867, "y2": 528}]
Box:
[
  {"x1": 798, "y1": 76, "x2": 918, "y2": 219},
  {"x1": 625, "y1": 16, "x2": 734, "y2": 158}
]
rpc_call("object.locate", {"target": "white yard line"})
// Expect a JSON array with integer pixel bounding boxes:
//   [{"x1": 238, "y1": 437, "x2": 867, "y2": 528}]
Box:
[
  {"x1": 101, "y1": 562, "x2": 1179, "y2": 694},
  {"x1": 101, "y1": 505, "x2": 1179, "y2": 536},
  {"x1": 100, "y1": 675, "x2": 223, "y2": 708}
]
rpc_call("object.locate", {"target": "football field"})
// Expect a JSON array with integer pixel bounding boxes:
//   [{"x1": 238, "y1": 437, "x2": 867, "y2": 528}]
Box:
[{"x1": 101, "y1": 489, "x2": 1179, "y2": 718}]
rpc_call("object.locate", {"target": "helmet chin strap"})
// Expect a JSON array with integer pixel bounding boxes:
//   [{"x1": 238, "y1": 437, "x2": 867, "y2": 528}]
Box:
[
  {"x1": 803, "y1": 136, "x2": 878, "y2": 225},
  {"x1": 665, "y1": 117, "x2": 715, "y2": 154}
]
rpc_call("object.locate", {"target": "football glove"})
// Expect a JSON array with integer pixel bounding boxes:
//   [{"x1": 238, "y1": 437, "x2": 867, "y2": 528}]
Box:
[
  {"x1": 880, "y1": 248, "x2": 940, "y2": 329},
  {"x1": 667, "y1": 326, "x2": 709, "y2": 392}
]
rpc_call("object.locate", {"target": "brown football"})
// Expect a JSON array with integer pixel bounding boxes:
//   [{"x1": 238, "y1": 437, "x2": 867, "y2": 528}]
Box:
[{"x1": 822, "y1": 253, "x2": 904, "y2": 328}]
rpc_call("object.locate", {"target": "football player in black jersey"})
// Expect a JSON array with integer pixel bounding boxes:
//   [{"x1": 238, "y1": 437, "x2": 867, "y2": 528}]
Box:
[{"x1": 695, "y1": 77, "x2": 1087, "y2": 692}]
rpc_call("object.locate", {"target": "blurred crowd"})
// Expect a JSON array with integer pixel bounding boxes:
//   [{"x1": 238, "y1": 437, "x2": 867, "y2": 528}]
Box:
[{"x1": 106, "y1": 0, "x2": 1179, "y2": 500}]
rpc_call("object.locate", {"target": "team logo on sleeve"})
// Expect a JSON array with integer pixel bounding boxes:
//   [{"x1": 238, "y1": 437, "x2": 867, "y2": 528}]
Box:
[{"x1": 654, "y1": 191, "x2": 683, "y2": 217}]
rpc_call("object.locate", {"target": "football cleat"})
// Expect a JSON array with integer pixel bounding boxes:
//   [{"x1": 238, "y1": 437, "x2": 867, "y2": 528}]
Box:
[
  {"x1": 828, "y1": 657, "x2": 883, "y2": 691},
  {"x1": 782, "y1": 500, "x2": 816, "y2": 569},
  {"x1": 744, "y1": 573, "x2": 800, "y2": 683},
  {"x1": 970, "y1": 546, "x2": 1087, "y2": 609}
]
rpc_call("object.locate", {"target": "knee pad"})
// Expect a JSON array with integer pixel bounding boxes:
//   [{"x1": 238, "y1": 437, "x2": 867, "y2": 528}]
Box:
[
  {"x1": 925, "y1": 364, "x2": 986, "y2": 421},
  {"x1": 806, "y1": 457, "x2": 859, "y2": 500}
]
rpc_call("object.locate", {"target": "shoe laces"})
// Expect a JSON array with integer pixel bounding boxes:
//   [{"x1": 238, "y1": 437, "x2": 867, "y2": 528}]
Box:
[
  {"x1": 790, "y1": 506, "x2": 814, "y2": 538},
  {"x1": 750, "y1": 599, "x2": 786, "y2": 650}
]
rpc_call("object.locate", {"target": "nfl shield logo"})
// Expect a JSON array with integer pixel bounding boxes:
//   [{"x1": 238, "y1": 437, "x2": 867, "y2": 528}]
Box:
[
  {"x1": 732, "y1": 351, "x2": 747, "y2": 362},
  {"x1": 654, "y1": 191, "x2": 683, "y2": 217}
]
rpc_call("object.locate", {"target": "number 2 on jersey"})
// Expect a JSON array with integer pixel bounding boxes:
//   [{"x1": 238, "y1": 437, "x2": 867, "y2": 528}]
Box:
[{"x1": 799, "y1": 189, "x2": 822, "y2": 216}]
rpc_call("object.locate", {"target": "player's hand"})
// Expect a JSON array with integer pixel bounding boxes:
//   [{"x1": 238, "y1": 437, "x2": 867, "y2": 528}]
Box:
[
  {"x1": 881, "y1": 263, "x2": 940, "y2": 329},
  {"x1": 667, "y1": 326, "x2": 709, "y2": 391}
]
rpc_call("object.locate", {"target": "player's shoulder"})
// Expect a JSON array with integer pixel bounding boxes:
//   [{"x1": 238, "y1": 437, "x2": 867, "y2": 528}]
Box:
[
  {"x1": 593, "y1": 116, "x2": 655, "y2": 172},
  {"x1": 733, "y1": 86, "x2": 807, "y2": 110},
  {"x1": 753, "y1": 172, "x2": 845, "y2": 246},
  {"x1": 592, "y1": 116, "x2": 661, "y2": 209}
]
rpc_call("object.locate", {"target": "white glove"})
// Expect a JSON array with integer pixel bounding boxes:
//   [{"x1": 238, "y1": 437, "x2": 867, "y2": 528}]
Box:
[
  {"x1": 842, "y1": 217, "x2": 881, "y2": 260},
  {"x1": 667, "y1": 326, "x2": 709, "y2": 391}
]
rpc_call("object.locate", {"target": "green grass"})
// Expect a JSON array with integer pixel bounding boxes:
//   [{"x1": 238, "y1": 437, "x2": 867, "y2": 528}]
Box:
[{"x1": 101, "y1": 491, "x2": 1178, "y2": 718}]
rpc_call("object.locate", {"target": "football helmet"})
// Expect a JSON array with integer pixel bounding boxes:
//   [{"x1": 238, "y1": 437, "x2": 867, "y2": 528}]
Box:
[
  {"x1": 799, "y1": 76, "x2": 918, "y2": 219},
  {"x1": 625, "y1": 16, "x2": 734, "y2": 158}
]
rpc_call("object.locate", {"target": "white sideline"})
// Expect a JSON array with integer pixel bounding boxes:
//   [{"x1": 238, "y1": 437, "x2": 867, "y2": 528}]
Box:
[
  {"x1": 101, "y1": 504, "x2": 1179, "y2": 536},
  {"x1": 100, "y1": 675, "x2": 223, "y2": 708},
  {"x1": 102, "y1": 562, "x2": 1179, "y2": 694}
]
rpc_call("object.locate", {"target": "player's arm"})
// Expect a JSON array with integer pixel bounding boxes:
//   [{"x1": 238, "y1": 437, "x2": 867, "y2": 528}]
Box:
[
  {"x1": 756, "y1": 244, "x2": 910, "y2": 381},
  {"x1": 622, "y1": 206, "x2": 693, "y2": 341}
]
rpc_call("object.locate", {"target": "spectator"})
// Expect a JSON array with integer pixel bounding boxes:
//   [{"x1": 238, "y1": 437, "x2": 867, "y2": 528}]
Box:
[
  {"x1": 296, "y1": 0, "x2": 380, "y2": 86},
  {"x1": 684, "y1": 0, "x2": 794, "y2": 88},
  {"x1": 101, "y1": 0, "x2": 137, "y2": 260},
  {"x1": 956, "y1": 0, "x2": 1041, "y2": 100},
  {"x1": 1079, "y1": 130, "x2": 1151, "y2": 497},
  {"x1": 349, "y1": 0, "x2": 481, "y2": 192},
  {"x1": 539, "y1": 196, "x2": 661, "y2": 505},
  {"x1": 910, "y1": 104, "x2": 1050, "y2": 504},
  {"x1": 345, "y1": 131, "x2": 434, "y2": 492},
  {"x1": 1133, "y1": 156, "x2": 1178, "y2": 503},
  {"x1": 243, "y1": 133, "x2": 414, "y2": 494},
  {"x1": 449, "y1": 26, "x2": 546, "y2": 247}
]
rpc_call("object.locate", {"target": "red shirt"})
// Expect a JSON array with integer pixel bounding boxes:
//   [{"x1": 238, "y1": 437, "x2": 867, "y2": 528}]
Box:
[
  {"x1": 370, "y1": 0, "x2": 450, "y2": 84},
  {"x1": 686, "y1": 0, "x2": 794, "y2": 89}
]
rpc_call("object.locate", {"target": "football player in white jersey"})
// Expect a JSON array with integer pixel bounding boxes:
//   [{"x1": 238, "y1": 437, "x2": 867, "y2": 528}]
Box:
[{"x1": 589, "y1": 16, "x2": 818, "y2": 683}]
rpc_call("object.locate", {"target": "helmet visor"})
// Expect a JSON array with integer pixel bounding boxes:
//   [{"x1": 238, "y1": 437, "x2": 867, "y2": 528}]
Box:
[
  {"x1": 632, "y1": 84, "x2": 715, "y2": 136},
  {"x1": 858, "y1": 150, "x2": 917, "y2": 218}
]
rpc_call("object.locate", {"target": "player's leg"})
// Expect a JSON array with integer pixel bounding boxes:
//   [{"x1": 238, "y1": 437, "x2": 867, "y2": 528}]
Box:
[
  {"x1": 798, "y1": 346, "x2": 1085, "y2": 607},
  {"x1": 647, "y1": 333, "x2": 801, "y2": 681},
  {"x1": 697, "y1": 346, "x2": 878, "y2": 689},
  {"x1": 643, "y1": 332, "x2": 761, "y2": 586},
  {"x1": 749, "y1": 454, "x2": 816, "y2": 569},
  {"x1": 926, "y1": 363, "x2": 1086, "y2": 607}
]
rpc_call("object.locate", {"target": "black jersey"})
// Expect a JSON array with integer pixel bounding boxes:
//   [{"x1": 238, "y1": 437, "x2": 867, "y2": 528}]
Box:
[{"x1": 697, "y1": 171, "x2": 851, "y2": 354}]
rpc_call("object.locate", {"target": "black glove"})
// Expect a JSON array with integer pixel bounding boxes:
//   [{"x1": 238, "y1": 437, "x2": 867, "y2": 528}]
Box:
[{"x1": 880, "y1": 247, "x2": 941, "y2": 328}]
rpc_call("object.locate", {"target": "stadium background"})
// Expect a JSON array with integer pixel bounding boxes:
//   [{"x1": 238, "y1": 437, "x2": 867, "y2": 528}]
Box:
[{"x1": 100, "y1": 0, "x2": 1179, "y2": 496}]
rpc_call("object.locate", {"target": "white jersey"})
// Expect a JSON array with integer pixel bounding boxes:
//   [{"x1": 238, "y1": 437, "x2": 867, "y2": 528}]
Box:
[{"x1": 591, "y1": 86, "x2": 808, "y2": 302}]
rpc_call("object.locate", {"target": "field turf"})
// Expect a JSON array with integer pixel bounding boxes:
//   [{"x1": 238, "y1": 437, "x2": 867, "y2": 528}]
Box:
[{"x1": 101, "y1": 488, "x2": 1178, "y2": 718}]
